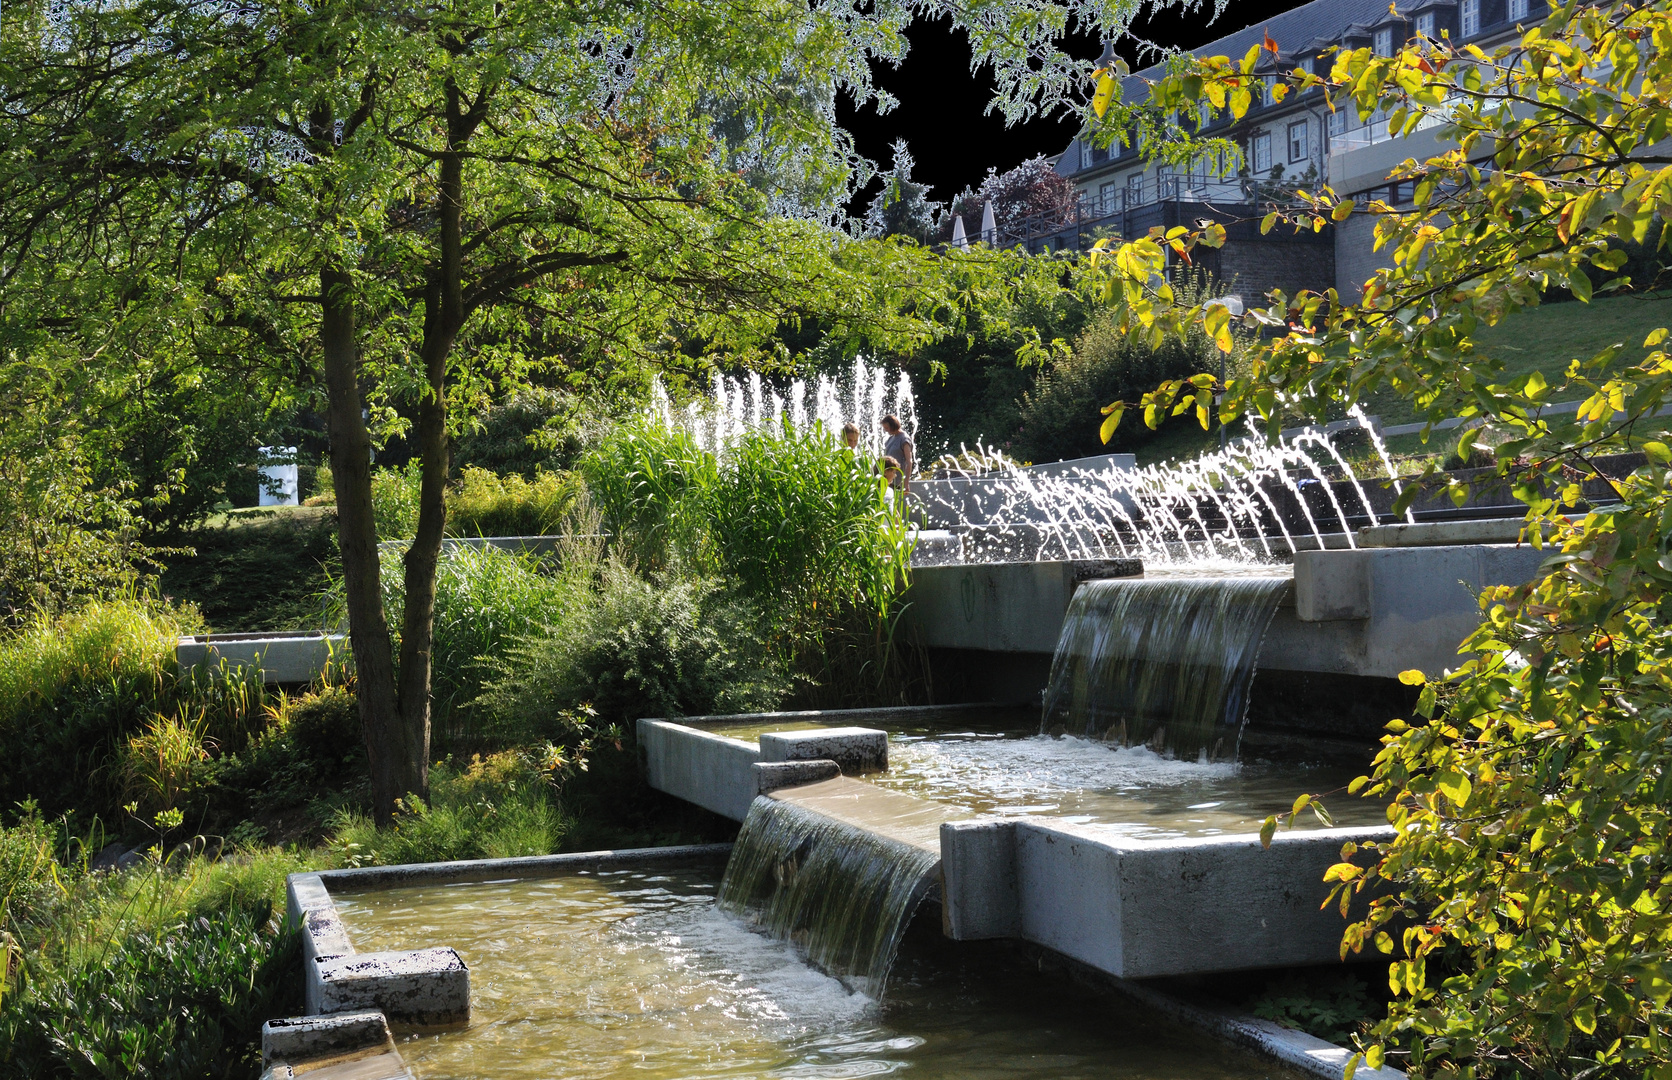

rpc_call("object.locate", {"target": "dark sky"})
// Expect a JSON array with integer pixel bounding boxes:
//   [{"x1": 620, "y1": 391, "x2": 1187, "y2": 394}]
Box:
[{"x1": 838, "y1": 0, "x2": 1301, "y2": 214}]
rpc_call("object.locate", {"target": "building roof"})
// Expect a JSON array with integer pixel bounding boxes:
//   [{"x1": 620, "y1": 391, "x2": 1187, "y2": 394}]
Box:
[{"x1": 1119, "y1": 0, "x2": 1397, "y2": 101}]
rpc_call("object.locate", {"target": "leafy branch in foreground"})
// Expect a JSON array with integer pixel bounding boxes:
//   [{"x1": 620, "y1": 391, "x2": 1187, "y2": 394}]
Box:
[{"x1": 1081, "y1": 2, "x2": 1672, "y2": 1075}]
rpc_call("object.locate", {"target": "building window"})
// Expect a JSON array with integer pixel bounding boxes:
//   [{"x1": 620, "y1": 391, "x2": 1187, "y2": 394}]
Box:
[
  {"x1": 1507, "y1": 0, "x2": 1528, "y2": 19},
  {"x1": 1374, "y1": 27, "x2": 1394, "y2": 56},
  {"x1": 1260, "y1": 75, "x2": 1275, "y2": 106},
  {"x1": 1461, "y1": 0, "x2": 1480, "y2": 35},
  {"x1": 1288, "y1": 120, "x2": 1309, "y2": 162},
  {"x1": 1298, "y1": 57, "x2": 1314, "y2": 74},
  {"x1": 1328, "y1": 108, "x2": 1348, "y2": 138},
  {"x1": 1127, "y1": 172, "x2": 1145, "y2": 206},
  {"x1": 1099, "y1": 182, "x2": 1119, "y2": 214},
  {"x1": 1252, "y1": 131, "x2": 1273, "y2": 173},
  {"x1": 1415, "y1": 12, "x2": 1435, "y2": 37}
]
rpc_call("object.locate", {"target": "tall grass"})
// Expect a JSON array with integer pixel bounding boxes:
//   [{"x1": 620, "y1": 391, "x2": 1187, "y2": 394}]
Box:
[
  {"x1": 581, "y1": 418, "x2": 717, "y2": 571},
  {"x1": 0, "y1": 827, "x2": 309, "y2": 1080},
  {"x1": 328, "y1": 751, "x2": 565, "y2": 866},
  {"x1": 448, "y1": 467, "x2": 582, "y2": 537}
]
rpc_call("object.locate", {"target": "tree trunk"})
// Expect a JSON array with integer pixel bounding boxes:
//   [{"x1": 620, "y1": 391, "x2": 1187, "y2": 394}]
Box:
[
  {"x1": 389, "y1": 84, "x2": 472, "y2": 806},
  {"x1": 320, "y1": 263, "x2": 415, "y2": 826}
]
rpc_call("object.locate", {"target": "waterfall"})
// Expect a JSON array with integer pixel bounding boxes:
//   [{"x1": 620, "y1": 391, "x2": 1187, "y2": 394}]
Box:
[
  {"x1": 718, "y1": 795, "x2": 940, "y2": 996},
  {"x1": 1041, "y1": 575, "x2": 1290, "y2": 760}
]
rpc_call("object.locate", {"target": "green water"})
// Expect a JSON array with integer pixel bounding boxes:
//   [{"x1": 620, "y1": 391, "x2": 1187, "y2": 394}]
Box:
[{"x1": 335, "y1": 869, "x2": 1302, "y2": 1080}]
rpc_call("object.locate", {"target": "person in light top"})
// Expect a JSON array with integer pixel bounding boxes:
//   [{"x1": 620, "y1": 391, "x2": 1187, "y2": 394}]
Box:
[{"x1": 880, "y1": 415, "x2": 913, "y2": 492}]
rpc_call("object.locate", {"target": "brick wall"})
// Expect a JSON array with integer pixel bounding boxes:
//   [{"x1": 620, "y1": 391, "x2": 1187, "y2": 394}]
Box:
[{"x1": 1209, "y1": 235, "x2": 1335, "y2": 302}]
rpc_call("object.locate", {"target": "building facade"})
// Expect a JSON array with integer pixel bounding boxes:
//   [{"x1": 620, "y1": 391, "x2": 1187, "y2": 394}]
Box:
[{"x1": 1023, "y1": 0, "x2": 1547, "y2": 299}]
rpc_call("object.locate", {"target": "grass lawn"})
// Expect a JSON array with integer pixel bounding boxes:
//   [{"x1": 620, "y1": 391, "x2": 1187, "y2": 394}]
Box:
[
  {"x1": 157, "y1": 505, "x2": 341, "y2": 633},
  {"x1": 1364, "y1": 291, "x2": 1672, "y2": 425}
]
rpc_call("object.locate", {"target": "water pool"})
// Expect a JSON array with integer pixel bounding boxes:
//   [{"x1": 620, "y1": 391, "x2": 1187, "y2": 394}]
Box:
[
  {"x1": 705, "y1": 718, "x2": 1386, "y2": 839},
  {"x1": 334, "y1": 867, "x2": 1304, "y2": 1080}
]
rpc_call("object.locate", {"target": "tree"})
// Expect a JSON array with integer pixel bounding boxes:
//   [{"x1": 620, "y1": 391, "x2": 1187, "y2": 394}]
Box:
[
  {"x1": 866, "y1": 141, "x2": 944, "y2": 244},
  {"x1": 1, "y1": 0, "x2": 1178, "y2": 823},
  {"x1": 948, "y1": 154, "x2": 1081, "y2": 241},
  {"x1": 1089, "y1": 2, "x2": 1672, "y2": 1074}
]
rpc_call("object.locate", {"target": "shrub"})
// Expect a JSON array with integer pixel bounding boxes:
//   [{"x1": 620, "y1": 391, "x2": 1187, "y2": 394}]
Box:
[
  {"x1": 370, "y1": 460, "x2": 422, "y2": 540},
  {"x1": 1015, "y1": 274, "x2": 1237, "y2": 463},
  {"x1": 284, "y1": 685, "x2": 362, "y2": 768},
  {"x1": 446, "y1": 466, "x2": 582, "y2": 538},
  {"x1": 453, "y1": 388, "x2": 588, "y2": 478},
  {"x1": 0, "y1": 898, "x2": 300, "y2": 1080},
  {"x1": 328, "y1": 751, "x2": 565, "y2": 866},
  {"x1": 477, "y1": 563, "x2": 789, "y2": 738}
]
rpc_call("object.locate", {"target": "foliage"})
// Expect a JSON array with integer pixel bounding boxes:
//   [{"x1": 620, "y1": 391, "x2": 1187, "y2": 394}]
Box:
[
  {"x1": 0, "y1": 597, "x2": 309, "y2": 825},
  {"x1": 1017, "y1": 274, "x2": 1237, "y2": 463},
  {"x1": 1086, "y1": 4, "x2": 1672, "y2": 1076},
  {"x1": 0, "y1": 358, "x2": 154, "y2": 627},
  {"x1": 1249, "y1": 973, "x2": 1380, "y2": 1048},
  {"x1": 453, "y1": 388, "x2": 591, "y2": 479},
  {"x1": 356, "y1": 543, "x2": 594, "y2": 748},
  {"x1": 866, "y1": 142, "x2": 944, "y2": 244},
  {"x1": 371, "y1": 462, "x2": 423, "y2": 542},
  {"x1": 581, "y1": 419, "x2": 718, "y2": 571},
  {"x1": 121, "y1": 711, "x2": 215, "y2": 819},
  {"x1": 477, "y1": 562, "x2": 789, "y2": 737},
  {"x1": 447, "y1": 467, "x2": 582, "y2": 539},
  {"x1": 0, "y1": 837, "x2": 308, "y2": 1080},
  {"x1": 948, "y1": 155, "x2": 1080, "y2": 240},
  {"x1": 328, "y1": 751, "x2": 565, "y2": 867}
]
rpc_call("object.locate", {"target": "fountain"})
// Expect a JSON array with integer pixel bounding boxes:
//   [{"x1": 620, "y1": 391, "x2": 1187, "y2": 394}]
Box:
[
  {"x1": 265, "y1": 363, "x2": 1569, "y2": 1080},
  {"x1": 1042, "y1": 575, "x2": 1291, "y2": 760}
]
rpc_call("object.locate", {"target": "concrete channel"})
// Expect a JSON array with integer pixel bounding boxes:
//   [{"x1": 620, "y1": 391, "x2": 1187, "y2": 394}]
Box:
[{"x1": 277, "y1": 835, "x2": 1402, "y2": 1080}]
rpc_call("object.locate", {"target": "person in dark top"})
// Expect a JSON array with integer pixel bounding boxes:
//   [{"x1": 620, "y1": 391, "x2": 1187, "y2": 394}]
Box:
[{"x1": 880, "y1": 415, "x2": 913, "y2": 493}]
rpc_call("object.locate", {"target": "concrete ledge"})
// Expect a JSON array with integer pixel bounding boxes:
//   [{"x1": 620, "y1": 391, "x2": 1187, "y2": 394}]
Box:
[
  {"x1": 314, "y1": 947, "x2": 469, "y2": 1025},
  {"x1": 176, "y1": 632, "x2": 344, "y2": 684},
  {"x1": 943, "y1": 820, "x2": 1393, "y2": 979},
  {"x1": 760, "y1": 727, "x2": 888, "y2": 773},
  {"x1": 754, "y1": 759, "x2": 841, "y2": 794},
  {"x1": 313, "y1": 843, "x2": 733, "y2": 892},
  {"x1": 262, "y1": 1010, "x2": 390, "y2": 1065},
  {"x1": 638, "y1": 720, "x2": 761, "y2": 821}
]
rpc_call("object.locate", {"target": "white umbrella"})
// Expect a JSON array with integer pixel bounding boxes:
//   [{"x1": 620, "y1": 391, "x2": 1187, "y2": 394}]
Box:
[
  {"x1": 980, "y1": 199, "x2": 997, "y2": 245},
  {"x1": 949, "y1": 214, "x2": 968, "y2": 249}
]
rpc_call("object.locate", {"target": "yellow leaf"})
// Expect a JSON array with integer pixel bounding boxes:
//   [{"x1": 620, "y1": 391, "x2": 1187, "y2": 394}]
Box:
[
  {"x1": 1099, "y1": 406, "x2": 1125, "y2": 444},
  {"x1": 1332, "y1": 198, "x2": 1355, "y2": 221},
  {"x1": 1398, "y1": 669, "x2": 1426, "y2": 686},
  {"x1": 1646, "y1": 327, "x2": 1668, "y2": 348},
  {"x1": 1092, "y1": 74, "x2": 1117, "y2": 119}
]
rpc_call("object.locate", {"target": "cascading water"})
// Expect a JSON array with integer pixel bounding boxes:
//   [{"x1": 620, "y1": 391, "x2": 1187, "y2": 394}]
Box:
[
  {"x1": 718, "y1": 795, "x2": 942, "y2": 996},
  {"x1": 1041, "y1": 575, "x2": 1291, "y2": 761}
]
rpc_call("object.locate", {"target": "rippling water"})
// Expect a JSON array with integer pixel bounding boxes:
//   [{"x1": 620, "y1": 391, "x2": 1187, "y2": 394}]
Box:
[{"x1": 335, "y1": 868, "x2": 1301, "y2": 1080}]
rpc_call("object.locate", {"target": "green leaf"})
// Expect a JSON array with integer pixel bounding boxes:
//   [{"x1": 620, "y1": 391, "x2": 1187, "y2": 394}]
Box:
[{"x1": 1260, "y1": 815, "x2": 1277, "y2": 849}]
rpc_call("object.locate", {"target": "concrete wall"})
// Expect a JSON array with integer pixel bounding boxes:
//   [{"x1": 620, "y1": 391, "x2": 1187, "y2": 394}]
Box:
[
  {"x1": 907, "y1": 543, "x2": 1550, "y2": 682},
  {"x1": 904, "y1": 560, "x2": 1142, "y2": 654},
  {"x1": 638, "y1": 720, "x2": 763, "y2": 822},
  {"x1": 177, "y1": 632, "x2": 345, "y2": 684},
  {"x1": 1332, "y1": 210, "x2": 1390, "y2": 300},
  {"x1": 941, "y1": 819, "x2": 1391, "y2": 979}
]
